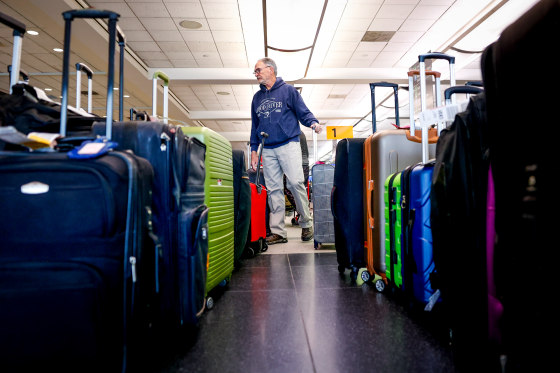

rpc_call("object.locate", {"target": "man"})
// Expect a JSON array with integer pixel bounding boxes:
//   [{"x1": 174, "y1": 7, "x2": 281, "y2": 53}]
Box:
[{"x1": 250, "y1": 57, "x2": 322, "y2": 245}]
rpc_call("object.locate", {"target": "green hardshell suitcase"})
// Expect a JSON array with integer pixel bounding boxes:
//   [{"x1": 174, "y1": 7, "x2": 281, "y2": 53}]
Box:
[
  {"x1": 385, "y1": 172, "x2": 403, "y2": 289},
  {"x1": 180, "y1": 127, "x2": 234, "y2": 301}
]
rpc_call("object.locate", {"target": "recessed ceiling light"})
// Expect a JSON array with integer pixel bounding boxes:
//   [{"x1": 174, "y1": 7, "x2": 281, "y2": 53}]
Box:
[
  {"x1": 53, "y1": 48, "x2": 63, "y2": 52},
  {"x1": 179, "y1": 20, "x2": 203, "y2": 29},
  {"x1": 124, "y1": 94, "x2": 130, "y2": 98},
  {"x1": 27, "y1": 30, "x2": 39, "y2": 36},
  {"x1": 217, "y1": 91, "x2": 230, "y2": 95},
  {"x1": 44, "y1": 88, "x2": 52, "y2": 91},
  {"x1": 113, "y1": 87, "x2": 119, "y2": 90}
]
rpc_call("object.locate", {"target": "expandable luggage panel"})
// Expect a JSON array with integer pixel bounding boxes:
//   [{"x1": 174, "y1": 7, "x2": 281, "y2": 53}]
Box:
[
  {"x1": 384, "y1": 172, "x2": 403, "y2": 288},
  {"x1": 364, "y1": 130, "x2": 435, "y2": 274},
  {"x1": 311, "y1": 163, "x2": 335, "y2": 248},
  {"x1": 180, "y1": 127, "x2": 234, "y2": 294}
]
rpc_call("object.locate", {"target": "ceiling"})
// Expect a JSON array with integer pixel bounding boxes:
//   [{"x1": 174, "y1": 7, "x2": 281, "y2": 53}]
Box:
[{"x1": 0, "y1": 0, "x2": 539, "y2": 161}]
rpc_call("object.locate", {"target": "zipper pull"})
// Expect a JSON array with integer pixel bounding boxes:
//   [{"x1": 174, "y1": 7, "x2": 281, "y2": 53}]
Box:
[{"x1": 130, "y1": 256, "x2": 137, "y2": 283}]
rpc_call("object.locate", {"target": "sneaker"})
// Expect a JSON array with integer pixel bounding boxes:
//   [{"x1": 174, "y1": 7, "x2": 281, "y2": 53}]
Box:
[
  {"x1": 266, "y1": 234, "x2": 288, "y2": 245},
  {"x1": 301, "y1": 227, "x2": 313, "y2": 241}
]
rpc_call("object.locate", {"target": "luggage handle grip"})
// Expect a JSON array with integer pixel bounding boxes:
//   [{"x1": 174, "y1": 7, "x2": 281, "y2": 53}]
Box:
[
  {"x1": 367, "y1": 179, "x2": 374, "y2": 229},
  {"x1": 0, "y1": 12, "x2": 26, "y2": 36},
  {"x1": 444, "y1": 86, "x2": 483, "y2": 101},
  {"x1": 152, "y1": 70, "x2": 169, "y2": 124},
  {"x1": 255, "y1": 132, "x2": 268, "y2": 194},
  {"x1": 419, "y1": 53, "x2": 455, "y2": 64}
]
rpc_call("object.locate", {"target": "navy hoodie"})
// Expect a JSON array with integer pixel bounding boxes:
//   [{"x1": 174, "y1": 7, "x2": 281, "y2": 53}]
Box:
[{"x1": 250, "y1": 77, "x2": 318, "y2": 152}]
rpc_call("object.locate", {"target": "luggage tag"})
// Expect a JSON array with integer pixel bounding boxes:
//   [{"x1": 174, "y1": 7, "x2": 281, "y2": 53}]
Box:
[{"x1": 68, "y1": 137, "x2": 118, "y2": 159}]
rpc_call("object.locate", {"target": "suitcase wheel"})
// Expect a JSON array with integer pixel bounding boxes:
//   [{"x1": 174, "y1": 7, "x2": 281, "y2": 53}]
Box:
[
  {"x1": 374, "y1": 279, "x2": 386, "y2": 293},
  {"x1": 356, "y1": 268, "x2": 370, "y2": 286},
  {"x1": 206, "y1": 297, "x2": 214, "y2": 310}
]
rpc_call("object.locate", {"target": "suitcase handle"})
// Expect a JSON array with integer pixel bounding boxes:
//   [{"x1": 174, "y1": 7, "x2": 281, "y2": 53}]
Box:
[
  {"x1": 369, "y1": 82, "x2": 400, "y2": 134},
  {"x1": 60, "y1": 9, "x2": 125, "y2": 139},
  {"x1": 1, "y1": 12, "x2": 26, "y2": 93},
  {"x1": 152, "y1": 70, "x2": 169, "y2": 124},
  {"x1": 444, "y1": 85, "x2": 483, "y2": 102},
  {"x1": 75, "y1": 63, "x2": 93, "y2": 113},
  {"x1": 407, "y1": 70, "x2": 441, "y2": 143},
  {"x1": 255, "y1": 132, "x2": 268, "y2": 194}
]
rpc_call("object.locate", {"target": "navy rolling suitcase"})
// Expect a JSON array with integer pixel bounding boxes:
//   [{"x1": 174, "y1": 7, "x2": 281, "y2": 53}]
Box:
[
  {"x1": 93, "y1": 70, "x2": 209, "y2": 334},
  {"x1": 332, "y1": 137, "x2": 366, "y2": 280},
  {"x1": 232, "y1": 148, "x2": 251, "y2": 265},
  {"x1": 0, "y1": 10, "x2": 154, "y2": 372}
]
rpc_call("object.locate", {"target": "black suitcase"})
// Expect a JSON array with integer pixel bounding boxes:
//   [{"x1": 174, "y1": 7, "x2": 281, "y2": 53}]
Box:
[
  {"x1": 232, "y1": 149, "x2": 251, "y2": 265},
  {"x1": 92, "y1": 72, "x2": 209, "y2": 334},
  {"x1": 332, "y1": 137, "x2": 366, "y2": 280},
  {"x1": 0, "y1": 10, "x2": 154, "y2": 372}
]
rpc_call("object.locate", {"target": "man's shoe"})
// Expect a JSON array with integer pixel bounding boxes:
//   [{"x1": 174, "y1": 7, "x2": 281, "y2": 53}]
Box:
[
  {"x1": 266, "y1": 234, "x2": 288, "y2": 245},
  {"x1": 301, "y1": 227, "x2": 313, "y2": 241}
]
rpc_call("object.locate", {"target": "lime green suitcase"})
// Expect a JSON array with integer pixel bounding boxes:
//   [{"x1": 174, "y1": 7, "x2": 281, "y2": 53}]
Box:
[
  {"x1": 384, "y1": 172, "x2": 403, "y2": 289},
  {"x1": 180, "y1": 127, "x2": 234, "y2": 303}
]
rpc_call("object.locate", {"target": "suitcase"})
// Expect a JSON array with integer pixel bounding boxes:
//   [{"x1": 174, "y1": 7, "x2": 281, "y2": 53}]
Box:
[
  {"x1": 311, "y1": 162, "x2": 335, "y2": 249},
  {"x1": 359, "y1": 80, "x2": 437, "y2": 290},
  {"x1": 94, "y1": 70, "x2": 209, "y2": 332},
  {"x1": 180, "y1": 126, "x2": 234, "y2": 308},
  {"x1": 232, "y1": 148, "x2": 251, "y2": 264},
  {"x1": 0, "y1": 10, "x2": 154, "y2": 372},
  {"x1": 384, "y1": 171, "x2": 403, "y2": 290},
  {"x1": 245, "y1": 133, "x2": 268, "y2": 257},
  {"x1": 332, "y1": 137, "x2": 366, "y2": 280}
]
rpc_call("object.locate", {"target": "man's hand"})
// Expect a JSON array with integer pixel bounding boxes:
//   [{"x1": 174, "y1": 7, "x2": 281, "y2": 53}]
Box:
[
  {"x1": 311, "y1": 123, "x2": 323, "y2": 134},
  {"x1": 251, "y1": 150, "x2": 259, "y2": 171}
]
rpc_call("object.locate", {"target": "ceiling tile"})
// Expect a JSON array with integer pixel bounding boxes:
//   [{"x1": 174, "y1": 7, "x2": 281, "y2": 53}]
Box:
[
  {"x1": 383, "y1": 42, "x2": 414, "y2": 52},
  {"x1": 391, "y1": 31, "x2": 424, "y2": 43},
  {"x1": 125, "y1": 30, "x2": 153, "y2": 42},
  {"x1": 141, "y1": 18, "x2": 177, "y2": 31},
  {"x1": 128, "y1": 2, "x2": 170, "y2": 17},
  {"x1": 127, "y1": 41, "x2": 162, "y2": 51},
  {"x1": 187, "y1": 41, "x2": 217, "y2": 52},
  {"x1": 221, "y1": 59, "x2": 248, "y2": 68},
  {"x1": 376, "y1": 4, "x2": 416, "y2": 19},
  {"x1": 165, "y1": 51, "x2": 194, "y2": 59},
  {"x1": 216, "y1": 42, "x2": 245, "y2": 53},
  {"x1": 180, "y1": 30, "x2": 213, "y2": 42},
  {"x1": 212, "y1": 30, "x2": 243, "y2": 43},
  {"x1": 150, "y1": 30, "x2": 183, "y2": 41},
  {"x1": 409, "y1": 5, "x2": 449, "y2": 19},
  {"x1": 369, "y1": 18, "x2": 403, "y2": 31},
  {"x1": 164, "y1": 2, "x2": 204, "y2": 17},
  {"x1": 400, "y1": 18, "x2": 435, "y2": 31},
  {"x1": 137, "y1": 51, "x2": 167, "y2": 60},
  {"x1": 337, "y1": 17, "x2": 372, "y2": 32},
  {"x1": 157, "y1": 41, "x2": 188, "y2": 52},
  {"x1": 88, "y1": 2, "x2": 135, "y2": 17},
  {"x1": 201, "y1": 3, "x2": 239, "y2": 18},
  {"x1": 207, "y1": 18, "x2": 241, "y2": 31},
  {"x1": 119, "y1": 17, "x2": 146, "y2": 31},
  {"x1": 144, "y1": 59, "x2": 174, "y2": 67},
  {"x1": 356, "y1": 41, "x2": 386, "y2": 52}
]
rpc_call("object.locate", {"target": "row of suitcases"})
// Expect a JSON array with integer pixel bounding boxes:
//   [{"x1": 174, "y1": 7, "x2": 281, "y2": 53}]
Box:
[
  {"x1": 0, "y1": 9, "x2": 267, "y2": 372},
  {"x1": 330, "y1": 50, "x2": 505, "y2": 372}
]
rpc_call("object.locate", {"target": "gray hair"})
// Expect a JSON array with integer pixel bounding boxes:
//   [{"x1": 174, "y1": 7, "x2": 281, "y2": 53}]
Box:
[{"x1": 259, "y1": 57, "x2": 277, "y2": 76}]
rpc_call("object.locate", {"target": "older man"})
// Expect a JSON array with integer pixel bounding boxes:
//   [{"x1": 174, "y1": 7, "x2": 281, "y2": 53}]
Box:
[{"x1": 249, "y1": 57, "x2": 322, "y2": 244}]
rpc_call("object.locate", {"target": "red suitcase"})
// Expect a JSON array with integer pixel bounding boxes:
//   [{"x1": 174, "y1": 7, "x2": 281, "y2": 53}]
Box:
[{"x1": 245, "y1": 132, "x2": 269, "y2": 256}]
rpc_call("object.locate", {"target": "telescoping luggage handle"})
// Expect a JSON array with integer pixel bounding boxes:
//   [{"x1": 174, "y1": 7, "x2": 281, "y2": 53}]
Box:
[
  {"x1": 75, "y1": 63, "x2": 93, "y2": 113},
  {"x1": 0, "y1": 12, "x2": 26, "y2": 93},
  {"x1": 152, "y1": 70, "x2": 169, "y2": 124},
  {"x1": 444, "y1": 85, "x2": 483, "y2": 105},
  {"x1": 60, "y1": 9, "x2": 126, "y2": 139},
  {"x1": 369, "y1": 82, "x2": 400, "y2": 134},
  {"x1": 416, "y1": 52, "x2": 456, "y2": 164},
  {"x1": 256, "y1": 132, "x2": 269, "y2": 194}
]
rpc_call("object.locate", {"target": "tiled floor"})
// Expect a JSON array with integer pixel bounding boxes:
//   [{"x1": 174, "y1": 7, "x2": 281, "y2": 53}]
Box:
[{"x1": 147, "y1": 219, "x2": 458, "y2": 373}]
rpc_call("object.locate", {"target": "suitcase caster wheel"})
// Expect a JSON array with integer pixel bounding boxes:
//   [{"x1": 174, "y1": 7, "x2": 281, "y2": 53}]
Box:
[
  {"x1": 206, "y1": 297, "x2": 214, "y2": 310},
  {"x1": 358, "y1": 268, "x2": 370, "y2": 284},
  {"x1": 374, "y1": 279, "x2": 386, "y2": 293}
]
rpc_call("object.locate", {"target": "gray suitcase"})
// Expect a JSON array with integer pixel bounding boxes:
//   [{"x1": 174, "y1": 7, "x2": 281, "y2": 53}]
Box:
[{"x1": 311, "y1": 163, "x2": 335, "y2": 249}]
